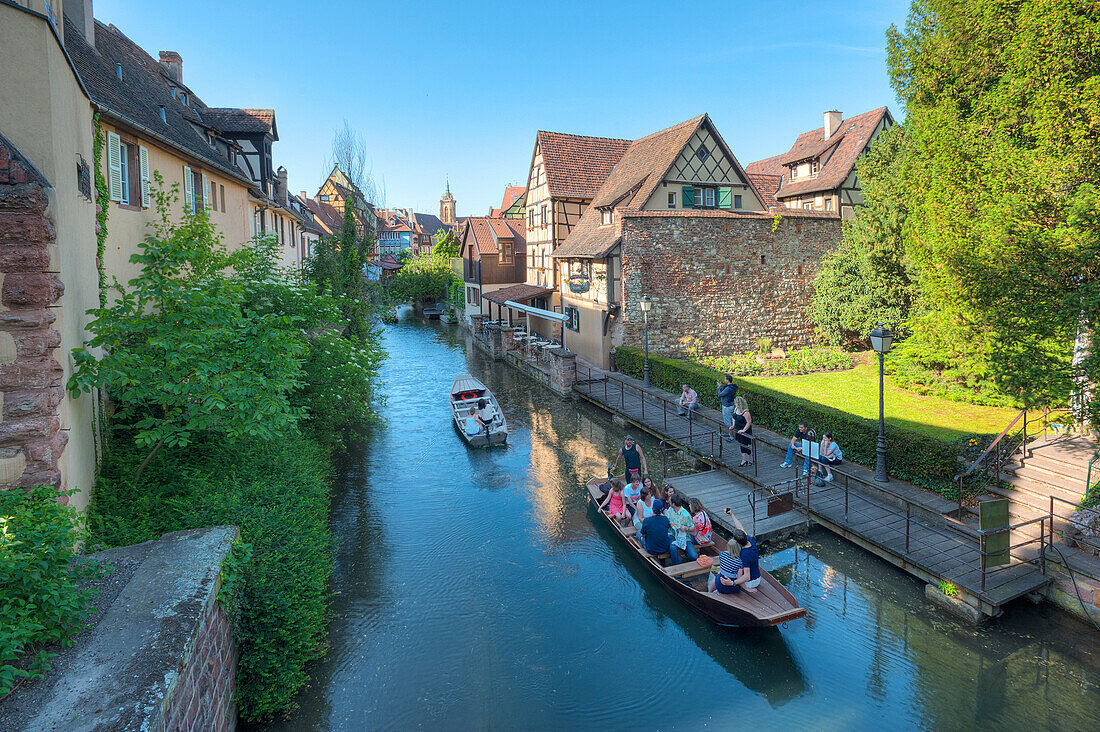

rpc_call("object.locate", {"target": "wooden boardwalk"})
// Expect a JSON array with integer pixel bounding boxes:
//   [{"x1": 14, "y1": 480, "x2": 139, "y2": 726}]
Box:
[
  {"x1": 574, "y1": 366, "x2": 1050, "y2": 617},
  {"x1": 665, "y1": 470, "x2": 809, "y2": 543}
]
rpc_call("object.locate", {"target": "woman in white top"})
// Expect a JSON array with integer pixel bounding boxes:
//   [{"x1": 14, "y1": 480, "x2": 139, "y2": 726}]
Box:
[
  {"x1": 819, "y1": 432, "x2": 843, "y2": 481},
  {"x1": 632, "y1": 487, "x2": 656, "y2": 532}
]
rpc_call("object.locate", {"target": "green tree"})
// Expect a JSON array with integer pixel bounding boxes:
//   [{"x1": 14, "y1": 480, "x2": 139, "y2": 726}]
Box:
[
  {"x1": 812, "y1": 125, "x2": 917, "y2": 347},
  {"x1": 875, "y1": 0, "x2": 1100, "y2": 415},
  {"x1": 431, "y1": 228, "x2": 460, "y2": 260},
  {"x1": 385, "y1": 250, "x2": 456, "y2": 304},
  {"x1": 68, "y1": 183, "x2": 307, "y2": 478}
]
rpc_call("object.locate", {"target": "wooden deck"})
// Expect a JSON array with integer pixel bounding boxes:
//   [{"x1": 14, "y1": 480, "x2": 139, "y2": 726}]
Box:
[
  {"x1": 574, "y1": 367, "x2": 1051, "y2": 617},
  {"x1": 664, "y1": 470, "x2": 809, "y2": 543}
]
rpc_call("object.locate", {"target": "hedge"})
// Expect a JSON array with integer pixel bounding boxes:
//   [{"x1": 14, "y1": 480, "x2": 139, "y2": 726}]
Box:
[{"x1": 614, "y1": 346, "x2": 964, "y2": 496}]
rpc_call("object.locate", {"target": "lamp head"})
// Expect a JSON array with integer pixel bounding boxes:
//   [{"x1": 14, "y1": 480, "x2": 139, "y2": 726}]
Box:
[
  {"x1": 639, "y1": 295, "x2": 652, "y2": 314},
  {"x1": 869, "y1": 323, "x2": 893, "y2": 354}
]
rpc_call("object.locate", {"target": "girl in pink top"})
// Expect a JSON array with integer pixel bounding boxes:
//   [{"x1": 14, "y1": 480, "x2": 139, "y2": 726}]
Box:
[
  {"x1": 599, "y1": 480, "x2": 628, "y2": 523},
  {"x1": 689, "y1": 497, "x2": 713, "y2": 544}
]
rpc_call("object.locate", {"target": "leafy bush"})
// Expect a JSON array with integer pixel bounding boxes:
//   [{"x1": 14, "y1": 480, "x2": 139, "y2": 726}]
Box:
[
  {"x1": 87, "y1": 434, "x2": 334, "y2": 722},
  {"x1": 692, "y1": 346, "x2": 853, "y2": 377},
  {"x1": 1, "y1": 486, "x2": 100, "y2": 697},
  {"x1": 296, "y1": 330, "x2": 385, "y2": 450},
  {"x1": 615, "y1": 346, "x2": 965, "y2": 495}
]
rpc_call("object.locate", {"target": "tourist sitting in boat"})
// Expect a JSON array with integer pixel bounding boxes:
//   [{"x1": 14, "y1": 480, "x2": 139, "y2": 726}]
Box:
[
  {"x1": 623, "y1": 473, "x2": 643, "y2": 517},
  {"x1": 611, "y1": 435, "x2": 648, "y2": 484},
  {"x1": 632, "y1": 486, "x2": 656, "y2": 532},
  {"x1": 666, "y1": 494, "x2": 698, "y2": 564},
  {"x1": 819, "y1": 433, "x2": 843, "y2": 482},
  {"x1": 724, "y1": 509, "x2": 762, "y2": 592},
  {"x1": 476, "y1": 398, "x2": 496, "y2": 428},
  {"x1": 639, "y1": 500, "x2": 672, "y2": 566},
  {"x1": 689, "y1": 497, "x2": 713, "y2": 546},
  {"x1": 463, "y1": 408, "x2": 485, "y2": 437},
  {"x1": 708, "y1": 547, "x2": 743, "y2": 594},
  {"x1": 599, "y1": 479, "x2": 628, "y2": 524}
]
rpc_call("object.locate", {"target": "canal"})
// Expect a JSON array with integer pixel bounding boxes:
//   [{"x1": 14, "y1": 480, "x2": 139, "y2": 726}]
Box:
[{"x1": 262, "y1": 321, "x2": 1100, "y2": 731}]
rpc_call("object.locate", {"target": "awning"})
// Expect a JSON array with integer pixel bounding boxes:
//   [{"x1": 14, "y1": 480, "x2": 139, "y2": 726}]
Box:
[
  {"x1": 482, "y1": 283, "x2": 553, "y2": 305},
  {"x1": 504, "y1": 300, "x2": 567, "y2": 322}
]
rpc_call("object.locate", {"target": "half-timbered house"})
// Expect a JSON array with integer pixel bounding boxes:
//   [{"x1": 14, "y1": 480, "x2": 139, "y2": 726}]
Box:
[
  {"x1": 460, "y1": 217, "x2": 528, "y2": 323},
  {"x1": 746, "y1": 107, "x2": 894, "y2": 218}
]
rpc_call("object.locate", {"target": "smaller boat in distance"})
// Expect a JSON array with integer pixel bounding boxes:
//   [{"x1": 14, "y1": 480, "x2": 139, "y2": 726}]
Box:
[
  {"x1": 451, "y1": 375, "x2": 508, "y2": 447},
  {"x1": 586, "y1": 476, "x2": 806, "y2": 628}
]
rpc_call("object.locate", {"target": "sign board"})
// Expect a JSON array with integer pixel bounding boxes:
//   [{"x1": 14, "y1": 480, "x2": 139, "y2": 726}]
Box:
[
  {"x1": 767, "y1": 492, "x2": 794, "y2": 518},
  {"x1": 801, "y1": 440, "x2": 820, "y2": 460},
  {"x1": 979, "y1": 498, "x2": 1011, "y2": 568}
]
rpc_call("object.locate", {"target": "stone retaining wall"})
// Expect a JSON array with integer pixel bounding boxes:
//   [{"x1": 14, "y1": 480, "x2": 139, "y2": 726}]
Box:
[{"x1": 618, "y1": 212, "x2": 842, "y2": 359}]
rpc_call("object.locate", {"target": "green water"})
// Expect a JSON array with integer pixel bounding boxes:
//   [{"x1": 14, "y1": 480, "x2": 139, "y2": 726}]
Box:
[{"x1": 260, "y1": 321, "x2": 1100, "y2": 731}]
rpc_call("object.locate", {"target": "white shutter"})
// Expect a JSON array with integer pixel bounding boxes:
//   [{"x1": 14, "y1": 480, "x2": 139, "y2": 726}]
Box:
[
  {"x1": 201, "y1": 172, "x2": 212, "y2": 211},
  {"x1": 139, "y1": 146, "x2": 150, "y2": 208},
  {"x1": 182, "y1": 165, "x2": 194, "y2": 212},
  {"x1": 107, "y1": 132, "x2": 123, "y2": 201}
]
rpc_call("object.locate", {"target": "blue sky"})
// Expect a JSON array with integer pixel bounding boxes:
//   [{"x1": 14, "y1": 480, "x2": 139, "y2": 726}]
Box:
[{"x1": 95, "y1": 0, "x2": 910, "y2": 216}]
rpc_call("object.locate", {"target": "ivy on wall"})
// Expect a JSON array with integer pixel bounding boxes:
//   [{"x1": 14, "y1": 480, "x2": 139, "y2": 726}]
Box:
[{"x1": 92, "y1": 113, "x2": 108, "y2": 308}]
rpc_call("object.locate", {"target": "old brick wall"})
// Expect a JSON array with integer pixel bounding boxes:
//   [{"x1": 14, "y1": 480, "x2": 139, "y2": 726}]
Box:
[
  {"x1": 617, "y1": 211, "x2": 842, "y2": 359},
  {"x1": 156, "y1": 588, "x2": 238, "y2": 732},
  {"x1": 0, "y1": 137, "x2": 68, "y2": 491}
]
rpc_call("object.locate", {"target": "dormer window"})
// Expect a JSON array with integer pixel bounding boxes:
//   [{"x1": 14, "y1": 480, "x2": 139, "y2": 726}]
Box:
[
  {"x1": 811, "y1": 160, "x2": 820, "y2": 175},
  {"x1": 601, "y1": 209, "x2": 613, "y2": 225},
  {"x1": 791, "y1": 166, "x2": 799, "y2": 180},
  {"x1": 696, "y1": 145, "x2": 710, "y2": 162}
]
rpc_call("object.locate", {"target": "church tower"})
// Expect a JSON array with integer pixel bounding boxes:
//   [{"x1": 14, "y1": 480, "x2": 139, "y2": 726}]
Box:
[{"x1": 439, "y1": 177, "x2": 456, "y2": 224}]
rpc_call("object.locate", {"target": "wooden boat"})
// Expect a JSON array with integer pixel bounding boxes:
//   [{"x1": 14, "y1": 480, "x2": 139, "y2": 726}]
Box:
[
  {"x1": 586, "y1": 476, "x2": 806, "y2": 628},
  {"x1": 451, "y1": 375, "x2": 508, "y2": 447}
]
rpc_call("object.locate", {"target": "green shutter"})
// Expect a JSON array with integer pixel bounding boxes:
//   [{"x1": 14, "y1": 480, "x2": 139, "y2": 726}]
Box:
[
  {"x1": 718, "y1": 186, "x2": 732, "y2": 209},
  {"x1": 682, "y1": 186, "x2": 695, "y2": 208}
]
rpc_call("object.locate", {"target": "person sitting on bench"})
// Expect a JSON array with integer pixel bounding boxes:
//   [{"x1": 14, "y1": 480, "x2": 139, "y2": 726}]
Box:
[
  {"x1": 689, "y1": 497, "x2": 713, "y2": 546},
  {"x1": 622, "y1": 473, "x2": 643, "y2": 518},
  {"x1": 476, "y1": 398, "x2": 496, "y2": 428},
  {"x1": 463, "y1": 408, "x2": 485, "y2": 437},
  {"x1": 632, "y1": 486, "x2": 656, "y2": 533},
  {"x1": 639, "y1": 500, "x2": 672, "y2": 566},
  {"x1": 666, "y1": 494, "x2": 699, "y2": 564},
  {"x1": 598, "y1": 479, "x2": 628, "y2": 524}
]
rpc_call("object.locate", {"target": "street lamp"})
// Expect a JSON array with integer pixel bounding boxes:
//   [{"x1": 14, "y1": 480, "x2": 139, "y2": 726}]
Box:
[
  {"x1": 869, "y1": 323, "x2": 893, "y2": 482},
  {"x1": 639, "y1": 295, "x2": 653, "y2": 388}
]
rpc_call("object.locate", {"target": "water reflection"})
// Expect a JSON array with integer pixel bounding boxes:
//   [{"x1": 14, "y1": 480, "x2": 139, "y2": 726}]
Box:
[{"x1": 259, "y1": 321, "x2": 1100, "y2": 731}]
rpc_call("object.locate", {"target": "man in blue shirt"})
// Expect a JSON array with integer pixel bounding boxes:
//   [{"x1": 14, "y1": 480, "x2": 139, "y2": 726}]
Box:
[
  {"x1": 716, "y1": 374, "x2": 738, "y2": 429},
  {"x1": 639, "y1": 499, "x2": 672, "y2": 566}
]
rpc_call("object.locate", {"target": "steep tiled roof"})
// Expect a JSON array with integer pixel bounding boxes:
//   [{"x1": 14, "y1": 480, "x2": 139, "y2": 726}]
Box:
[
  {"x1": 550, "y1": 205, "x2": 620, "y2": 259},
  {"x1": 303, "y1": 197, "x2": 343, "y2": 234},
  {"x1": 747, "y1": 173, "x2": 781, "y2": 209},
  {"x1": 591, "y1": 115, "x2": 705, "y2": 209},
  {"x1": 748, "y1": 107, "x2": 893, "y2": 199},
  {"x1": 463, "y1": 216, "x2": 525, "y2": 256},
  {"x1": 202, "y1": 108, "x2": 276, "y2": 137},
  {"x1": 483, "y1": 283, "x2": 553, "y2": 305},
  {"x1": 501, "y1": 185, "x2": 526, "y2": 210},
  {"x1": 411, "y1": 212, "x2": 447, "y2": 236},
  {"x1": 536, "y1": 131, "x2": 632, "y2": 199},
  {"x1": 65, "y1": 19, "x2": 253, "y2": 186},
  {"x1": 744, "y1": 152, "x2": 786, "y2": 177}
]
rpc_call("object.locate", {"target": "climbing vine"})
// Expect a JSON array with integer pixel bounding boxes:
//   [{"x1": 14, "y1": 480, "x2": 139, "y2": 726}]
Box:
[
  {"x1": 771, "y1": 214, "x2": 782, "y2": 233},
  {"x1": 92, "y1": 113, "x2": 109, "y2": 307}
]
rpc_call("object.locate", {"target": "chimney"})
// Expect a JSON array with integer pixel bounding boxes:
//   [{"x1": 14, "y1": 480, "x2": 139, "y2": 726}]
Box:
[
  {"x1": 63, "y1": 0, "x2": 95, "y2": 46},
  {"x1": 824, "y1": 110, "x2": 842, "y2": 140},
  {"x1": 159, "y1": 51, "x2": 183, "y2": 83},
  {"x1": 276, "y1": 166, "x2": 288, "y2": 206}
]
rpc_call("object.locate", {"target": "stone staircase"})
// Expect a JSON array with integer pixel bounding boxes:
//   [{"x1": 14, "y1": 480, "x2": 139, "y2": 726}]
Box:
[{"x1": 974, "y1": 434, "x2": 1097, "y2": 540}]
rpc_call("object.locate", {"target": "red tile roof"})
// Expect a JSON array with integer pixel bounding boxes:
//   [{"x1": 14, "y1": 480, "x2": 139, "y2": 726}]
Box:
[
  {"x1": 501, "y1": 185, "x2": 526, "y2": 210},
  {"x1": 203, "y1": 108, "x2": 276, "y2": 136},
  {"x1": 536, "y1": 131, "x2": 632, "y2": 199},
  {"x1": 747, "y1": 107, "x2": 893, "y2": 199},
  {"x1": 462, "y1": 216, "x2": 525, "y2": 257},
  {"x1": 303, "y1": 197, "x2": 344, "y2": 234},
  {"x1": 747, "y1": 173, "x2": 782, "y2": 209}
]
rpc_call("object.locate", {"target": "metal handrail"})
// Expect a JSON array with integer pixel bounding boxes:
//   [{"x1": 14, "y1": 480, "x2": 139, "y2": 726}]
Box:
[
  {"x1": 1049, "y1": 494, "x2": 1100, "y2": 553},
  {"x1": 977, "y1": 515, "x2": 1050, "y2": 591}
]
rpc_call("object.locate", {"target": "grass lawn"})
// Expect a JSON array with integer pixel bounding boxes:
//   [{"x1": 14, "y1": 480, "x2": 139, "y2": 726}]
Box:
[{"x1": 740, "y1": 354, "x2": 1019, "y2": 443}]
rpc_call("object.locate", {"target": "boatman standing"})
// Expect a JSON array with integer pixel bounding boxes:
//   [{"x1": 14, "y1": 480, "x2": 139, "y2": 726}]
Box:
[{"x1": 611, "y1": 435, "x2": 648, "y2": 484}]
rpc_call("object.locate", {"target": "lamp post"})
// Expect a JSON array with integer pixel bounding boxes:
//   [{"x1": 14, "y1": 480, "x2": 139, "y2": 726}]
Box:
[
  {"x1": 869, "y1": 323, "x2": 893, "y2": 482},
  {"x1": 639, "y1": 296, "x2": 653, "y2": 388}
]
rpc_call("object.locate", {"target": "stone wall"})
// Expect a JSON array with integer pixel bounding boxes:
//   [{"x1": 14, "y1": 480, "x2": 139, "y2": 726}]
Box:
[
  {"x1": 13, "y1": 526, "x2": 240, "y2": 732},
  {"x1": 0, "y1": 135, "x2": 68, "y2": 491},
  {"x1": 617, "y1": 210, "x2": 842, "y2": 359}
]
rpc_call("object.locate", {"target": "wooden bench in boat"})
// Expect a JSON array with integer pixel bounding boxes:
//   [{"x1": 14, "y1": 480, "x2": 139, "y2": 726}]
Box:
[{"x1": 664, "y1": 561, "x2": 714, "y2": 580}]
